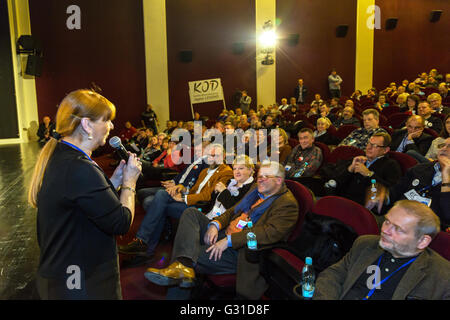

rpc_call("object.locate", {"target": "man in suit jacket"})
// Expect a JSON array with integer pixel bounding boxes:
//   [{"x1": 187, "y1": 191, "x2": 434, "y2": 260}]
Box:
[
  {"x1": 391, "y1": 115, "x2": 433, "y2": 157},
  {"x1": 314, "y1": 200, "x2": 450, "y2": 300},
  {"x1": 294, "y1": 78, "x2": 308, "y2": 104},
  {"x1": 334, "y1": 132, "x2": 402, "y2": 206},
  {"x1": 418, "y1": 101, "x2": 443, "y2": 134},
  {"x1": 143, "y1": 161, "x2": 299, "y2": 300},
  {"x1": 119, "y1": 144, "x2": 233, "y2": 258}
]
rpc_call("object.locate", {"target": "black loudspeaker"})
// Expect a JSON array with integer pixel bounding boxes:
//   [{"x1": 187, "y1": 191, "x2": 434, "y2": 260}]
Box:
[
  {"x1": 232, "y1": 42, "x2": 245, "y2": 54},
  {"x1": 25, "y1": 55, "x2": 43, "y2": 76},
  {"x1": 287, "y1": 33, "x2": 299, "y2": 46},
  {"x1": 336, "y1": 25, "x2": 348, "y2": 38},
  {"x1": 429, "y1": 10, "x2": 442, "y2": 22},
  {"x1": 179, "y1": 50, "x2": 193, "y2": 63},
  {"x1": 385, "y1": 18, "x2": 398, "y2": 30}
]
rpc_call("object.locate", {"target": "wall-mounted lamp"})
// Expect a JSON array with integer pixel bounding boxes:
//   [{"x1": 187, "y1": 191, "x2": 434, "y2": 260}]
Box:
[{"x1": 259, "y1": 20, "x2": 276, "y2": 65}]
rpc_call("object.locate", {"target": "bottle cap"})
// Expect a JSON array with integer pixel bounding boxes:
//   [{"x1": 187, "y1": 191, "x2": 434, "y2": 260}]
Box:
[
  {"x1": 247, "y1": 221, "x2": 253, "y2": 228},
  {"x1": 371, "y1": 179, "x2": 376, "y2": 184},
  {"x1": 328, "y1": 179, "x2": 336, "y2": 188},
  {"x1": 305, "y1": 257, "x2": 312, "y2": 265}
]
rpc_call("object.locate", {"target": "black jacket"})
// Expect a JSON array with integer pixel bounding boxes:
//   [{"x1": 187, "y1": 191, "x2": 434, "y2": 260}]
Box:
[
  {"x1": 37, "y1": 143, "x2": 131, "y2": 295},
  {"x1": 390, "y1": 129, "x2": 433, "y2": 156},
  {"x1": 335, "y1": 155, "x2": 402, "y2": 205},
  {"x1": 387, "y1": 162, "x2": 450, "y2": 229},
  {"x1": 294, "y1": 85, "x2": 308, "y2": 103}
]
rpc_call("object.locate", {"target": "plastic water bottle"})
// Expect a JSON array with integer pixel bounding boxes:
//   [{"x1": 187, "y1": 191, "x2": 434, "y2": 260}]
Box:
[
  {"x1": 294, "y1": 161, "x2": 309, "y2": 178},
  {"x1": 302, "y1": 257, "x2": 315, "y2": 299},
  {"x1": 370, "y1": 179, "x2": 377, "y2": 200},
  {"x1": 246, "y1": 221, "x2": 257, "y2": 250}
]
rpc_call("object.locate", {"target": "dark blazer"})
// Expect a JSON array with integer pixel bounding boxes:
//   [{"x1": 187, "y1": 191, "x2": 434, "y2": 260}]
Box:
[
  {"x1": 314, "y1": 235, "x2": 450, "y2": 300},
  {"x1": 388, "y1": 162, "x2": 450, "y2": 229},
  {"x1": 294, "y1": 85, "x2": 308, "y2": 103},
  {"x1": 334, "y1": 155, "x2": 402, "y2": 205},
  {"x1": 424, "y1": 115, "x2": 443, "y2": 134},
  {"x1": 390, "y1": 129, "x2": 433, "y2": 155},
  {"x1": 37, "y1": 142, "x2": 131, "y2": 299},
  {"x1": 314, "y1": 131, "x2": 340, "y2": 146},
  {"x1": 213, "y1": 184, "x2": 299, "y2": 299},
  {"x1": 37, "y1": 122, "x2": 55, "y2": 141}
]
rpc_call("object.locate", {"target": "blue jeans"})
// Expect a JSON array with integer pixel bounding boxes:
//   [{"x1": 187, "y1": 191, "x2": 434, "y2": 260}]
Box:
[
  {"x1": 137, "y1": 187, "x2": 163, "y2": 211},
  {"x1": 136, "y1": 189, "x2": 188, "y2": 255},
  {"x1": 405, "y1": 150, "x2": 430, "y2": 164}
]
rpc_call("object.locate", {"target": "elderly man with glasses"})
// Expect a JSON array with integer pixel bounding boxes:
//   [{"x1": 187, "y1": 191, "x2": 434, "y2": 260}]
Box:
[
  {"x1": 331, "y1": 132, "x2": 402, "y2": 207},
  {"x1": 367, "y1": 137, "x2": 450, "y2": 231},
  {"x1": 143, "y1": 161, "x2": 299, "y2": 300}
]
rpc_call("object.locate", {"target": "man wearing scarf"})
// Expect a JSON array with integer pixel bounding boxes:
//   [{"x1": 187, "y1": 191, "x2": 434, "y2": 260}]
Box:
[{"x1": 143, "y1": 161, "x2": 299, "y2": 300}]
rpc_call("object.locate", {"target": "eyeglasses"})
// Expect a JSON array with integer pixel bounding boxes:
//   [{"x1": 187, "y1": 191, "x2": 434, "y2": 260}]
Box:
[
  {"x1": 366, "y1": 142, "x2": 386, "y2": 149},
  {"x1": 257, "y1": 175, "x2": 280, "y2": 181},
  {"x1": 437, "y1": 143, "x2": 450, "y2": 149}
]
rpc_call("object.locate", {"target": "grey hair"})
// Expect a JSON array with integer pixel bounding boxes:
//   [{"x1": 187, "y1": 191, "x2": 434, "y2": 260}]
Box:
[{"x1": 259, "y1": 160, "x2": 285, "y2": 180}]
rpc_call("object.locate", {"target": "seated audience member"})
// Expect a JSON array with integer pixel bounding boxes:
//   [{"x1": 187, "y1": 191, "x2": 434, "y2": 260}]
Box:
[
  {"x1": 339, "y1": 109, "x2": 387, "y2": 150},
  {"x1": 284, "y1": 128, "x2": 323, "y2": 179},
  {"x1": 333, "y1": 133, "x2": 401, "y2": 206},
  {"x1": 279, "y1": 98, "x2": 290, "y2": 111},
  {"x1": 363, "y1": 88, "x2": 377, "y2": 102},
  {"x1": 425, "y1": 114, "x2": 450, "y2": 161},
  {"x1": 329, "y1": 97, "x2": 342, "y2": 111},
  {"x1": 263, "y1": 115, "x2": 277, "y2": 131},
  {"x1": 268, "y1": 128, "x2": 292, "y2": 164},
  {"x1": 367, "y1": 137, "x2": 450, "y2": 230},
  {"x1": 194, "y1": 111, "x2": 202, "y2": 121},
  {"x1": 447, "y1": 74, "x2": 450, "y2": 87},
  {"x1": 205, "y1": 155, "x2": 255, "y2": 220},
  {"x1": 350, "y1": 90, "x2": 362, "y2": 101},
  {"x1": 395, "y1": 92, "x2": 409, "y2": 112},
  {"x1": 319, "y1": 103, "x2": 338, "y2": 124},
  {"x1": 413, "y1": 85, "x2": 425, "y2": 97},
  {"x1": 284, "y1": 104, "x2": 299, "y2": 123},
  {"x1": 118, "y1": 144, "x2": 233, "y2": 258},
  {"x1": 438, "y1": 82, "x2": 449, "y2": 104},
  {"x1": 415, "y1": 72, "x2": 428, "y2": 86},
  {"x1": 311, "y1": 94, "x2": 323, "y2": 107},
  {"x1": 163, "y1": 121, "x2": 172, "y2": 134},
  {"x1": 418, "y1": 101, "x2": 443, "y2": 134},
  {"x1": 142, "y1": 136, "x2": 162, "y2": 162},
  {"x1": 333, "y1": 106, "x2": 361, "y2": 128},
  {"x1": 375, "y1": 94, "x2": 389, "y2": 109},
  {"x1": 428, "y1": 92, "x2": 450, "y2": 115},
  {"x1": 314, "y1": 200, "x2": 450, "y2": 300},
  {"x1": 37, "y1": 116, "x2": 55, "y2": 143},
  {"x1": 314, "y1": 117, "x2": 339, "y2": 145},
  {"x1": 402, "y1": 79, "x2": 409, "y2": 88},
  {"x1": 288, "y1": 97, "x2": 298, "y2": 110},
  {"x1": 129, "y1": 128, "x2": 149, "y2": 153},
  {"x1": 143, "y1": 161, "x2": 299, "y2": 300},
  {"x1": 119, "y1": 121, "x2": 138, "y2": 142},
  {"x1": 390, "y1": 115, "x2": 433, "y2": 162},
  {"x1": 406, "y1": 82, "x2": 416, "y2": 94},
  {"x1": 238, "y1": 115, "x2": 250, "y2": 131},
  {"x1": 429, "y1": 68, "x2": 443, "y2": 82},
  {"x1": 307, "y1": 102, "x2": 320, "y2": 118},
  {"x1": 399, "y1": 94, "x2": 419, "y2": 114},
  {"x1": 137, "y1": 141, "x2": 210, "y2": 211}
]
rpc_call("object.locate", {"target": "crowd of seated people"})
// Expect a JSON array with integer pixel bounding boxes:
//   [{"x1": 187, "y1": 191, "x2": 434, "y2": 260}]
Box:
[{"x1": 108, "y1": 67, "x2": 449, "y2": 300}]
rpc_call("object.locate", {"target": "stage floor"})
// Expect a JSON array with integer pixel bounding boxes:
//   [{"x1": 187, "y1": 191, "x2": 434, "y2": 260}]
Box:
[{"x1": 0, "y1": 142, "x2": 42, "y2": 299}]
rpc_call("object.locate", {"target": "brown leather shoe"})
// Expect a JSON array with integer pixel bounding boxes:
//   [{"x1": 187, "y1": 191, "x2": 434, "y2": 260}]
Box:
[{"x1": 144, "y1": 261, "x2": 196, "y2": 288}]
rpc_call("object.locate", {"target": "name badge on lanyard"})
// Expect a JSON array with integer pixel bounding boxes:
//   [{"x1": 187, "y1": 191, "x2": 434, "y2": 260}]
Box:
[{"x1": 404, "y1": 189, "x2": 432, "y2": 207}]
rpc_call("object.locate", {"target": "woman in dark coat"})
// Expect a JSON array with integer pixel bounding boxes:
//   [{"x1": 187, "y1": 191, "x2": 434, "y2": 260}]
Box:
[{"x1": 28, "y1": 89, "x2": 142, "y2": 299}]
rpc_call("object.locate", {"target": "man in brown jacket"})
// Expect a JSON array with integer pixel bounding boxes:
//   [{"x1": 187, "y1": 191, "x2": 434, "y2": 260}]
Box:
[
  {"x1": 119, "y1": 144, "x2": 233, "y2": 259},
  {"x1": 144, "y1": 161, "x2": 299, "y2": 299},
  {"x1": 314, "y1": 200, "x2": 450, "y2": 300}
]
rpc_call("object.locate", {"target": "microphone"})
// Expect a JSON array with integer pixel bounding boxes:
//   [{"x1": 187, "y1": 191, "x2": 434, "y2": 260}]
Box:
[{"x1": 109, "y1": 136, "x2": 129, "y2": 161}]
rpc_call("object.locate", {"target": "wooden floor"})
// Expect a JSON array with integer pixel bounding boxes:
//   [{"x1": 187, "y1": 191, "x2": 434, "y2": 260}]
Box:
[{"x1": 0, "y1": 142, "x2": 42, "y2": 299}]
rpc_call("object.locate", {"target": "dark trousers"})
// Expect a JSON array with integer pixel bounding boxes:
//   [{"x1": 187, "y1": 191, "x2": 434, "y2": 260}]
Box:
[
  {"x1": 330, "y1": 89, "x2": 341, "y2": 98},
  {"x1": 167, "y1": 207, "x2": 238, "y2": 299}
]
